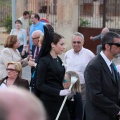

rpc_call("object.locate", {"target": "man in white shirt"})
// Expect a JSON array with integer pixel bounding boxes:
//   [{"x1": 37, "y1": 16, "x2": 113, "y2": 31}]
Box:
[
  {"x1": 84, "y1": 31, "x2": 120, "y2": 120},
  {"x1": 19, "y1": 11, "x2": 30, "y2": 51},
  {"x1": 19, "y1": 11, "x2": 30, "y2": 33},
  {"x1": 64, "y1": 32, "x2": 95, "y2": 102}
]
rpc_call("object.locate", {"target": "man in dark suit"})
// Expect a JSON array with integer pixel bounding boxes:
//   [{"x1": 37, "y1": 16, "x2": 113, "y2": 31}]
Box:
[
  {"x1": 84, "y1": 31, "x2": 120, "y2": 120},
  {"x1": 28, "y1": 30, "x2": 44, "y2": 91}
]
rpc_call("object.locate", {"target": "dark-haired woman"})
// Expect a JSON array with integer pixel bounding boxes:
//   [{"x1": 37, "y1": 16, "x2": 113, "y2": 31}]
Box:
[
  {"x1": 36, "y1": 25, "x2": 70, "y2": 120},
  {"x1": 10, "y1": 19, "x2": 27, "y2": 58}
]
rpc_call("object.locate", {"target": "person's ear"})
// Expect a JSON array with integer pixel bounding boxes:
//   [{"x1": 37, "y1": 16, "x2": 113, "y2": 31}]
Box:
[
  {"x1": 105, "y1": 44, "x2": 110, "y2": 50},
  {"x1": 51, "y1": 42, "x2": 55, "y2": 49}
]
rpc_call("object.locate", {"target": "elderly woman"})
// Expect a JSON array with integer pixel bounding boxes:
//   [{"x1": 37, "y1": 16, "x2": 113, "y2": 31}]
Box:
[
  {"x1": 0, "y1": 35, "x2": 28, "y2": 79},
  {"x1": 0, "y1": 62, "x2": 29, "y2": 89}
]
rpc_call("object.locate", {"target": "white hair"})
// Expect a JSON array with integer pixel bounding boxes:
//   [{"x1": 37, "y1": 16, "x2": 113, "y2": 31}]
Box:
[
  {"x1": 32, "y1": 30, "x2": 44, "y2": 37},
  {"x1": 72, "y1": 32, "x2": 84, "y2": 41}
]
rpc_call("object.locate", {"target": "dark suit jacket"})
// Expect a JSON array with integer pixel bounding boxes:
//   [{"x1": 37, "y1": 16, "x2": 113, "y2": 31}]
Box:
[
  {"x1": 84, "y1": 54, "x2": 120, "y2": 120},
  {"x1": 32, "y1": 45, "x2": 39, "y2": 62},
  {"x1": 0, "y1": 76, "x2": 29, "y2": 90},
  {"x1": 31, "y1": 45, "x2": 39, "y2": 73},
  {"x1": 30, "y1": 45, "x2": 39, "y2": 88},
  {"x1": 36, "y1": 54, "x2": 65, "y2": 101}
]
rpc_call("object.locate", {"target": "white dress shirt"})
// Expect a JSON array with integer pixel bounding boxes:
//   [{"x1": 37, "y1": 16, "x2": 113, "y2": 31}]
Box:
[
  {"x1": 0, "y1": 80, "x2": 7, "y2": 89},
  {"x1": 64, "y1": 47, "x2": 95, "y2": 84},
  {"x1": 100, "y1": 51, "x2": 112, "y2": 72}
]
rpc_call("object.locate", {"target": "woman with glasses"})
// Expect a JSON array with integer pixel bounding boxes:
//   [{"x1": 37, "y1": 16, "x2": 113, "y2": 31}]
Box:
[
  {"x1": 63, "y1": 71, "x2": 83, "y2": 120},
  {"x1": 0, "y1": 35, "x2": 28, "y2": 79},
  {"x1": 0, "y1": 62, "x2": 29, "y2": 89}
]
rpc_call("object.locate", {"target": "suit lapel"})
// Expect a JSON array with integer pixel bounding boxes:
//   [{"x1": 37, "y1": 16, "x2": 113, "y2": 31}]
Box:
[
  {"x1": 13, "y1": 76, "x2": 21, "y2": 86},
  {"x1": 98, "y1": 55, "x2": 117, "y2": 86},
  {"x1": 32, "y1": 45, "x2": 36, "y2": 58},
  {"x1": 48, "y1": 54, "x2": 65, "y2": 81},
  {"x1": 49, "y1": 54, "x2": 59, "y2": 73}
]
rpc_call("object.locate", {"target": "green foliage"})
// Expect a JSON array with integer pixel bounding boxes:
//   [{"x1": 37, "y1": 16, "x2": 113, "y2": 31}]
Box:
[
  {"x1": 4, "y1": 15, "x2": 12, "y2": 33},
  {"x1": 80, "y1": 18, "x2": 90, "y2": 27}
]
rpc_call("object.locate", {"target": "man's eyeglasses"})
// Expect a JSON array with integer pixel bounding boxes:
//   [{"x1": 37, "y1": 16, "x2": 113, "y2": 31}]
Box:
[
  {"x1": 107, "y1": 42, "x2": 120, "y2": 47},
  {"x1": 6, "y1": 68, "x2": 16, "y2": 72},
  {"x1": 63, "y1": 79, "x2": 71, "y2": 83},
  {"x1": 32, "y1": 37, "x2": 40, "y2": 40},
  {"x1": 72, "y1": 41, "x2": 81, "y2": 44}
]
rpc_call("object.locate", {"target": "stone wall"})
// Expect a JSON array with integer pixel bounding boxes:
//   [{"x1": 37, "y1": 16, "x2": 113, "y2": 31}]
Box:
[
  {"x1": 16, "y1": 0, "x2": 79, "y2": 51},
  {"x1": 56, "y1": 0, "x2": 78, "y2": 51}
]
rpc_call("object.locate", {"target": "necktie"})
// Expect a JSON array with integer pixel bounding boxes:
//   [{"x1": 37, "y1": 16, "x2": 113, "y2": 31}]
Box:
[
  {"x1": 35, "y1": 47, "x2": 39, "y2": 59},
  {"x1": 110, "y1": 63, "x2": 118, "y2": 83}
]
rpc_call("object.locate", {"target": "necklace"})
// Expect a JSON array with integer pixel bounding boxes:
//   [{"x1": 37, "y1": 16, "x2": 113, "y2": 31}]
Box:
[
  {"x1": 54, "y1": 58, "x2": 59, "y2": 62},
  {"x1": 56, "y1": 58, "x2": 59, "y2": 62}
]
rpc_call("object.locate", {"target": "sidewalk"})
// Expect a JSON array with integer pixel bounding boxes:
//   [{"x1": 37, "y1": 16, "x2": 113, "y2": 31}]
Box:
[{"x1": 0, "y1": 32, "x2": 8, "y2": 45}]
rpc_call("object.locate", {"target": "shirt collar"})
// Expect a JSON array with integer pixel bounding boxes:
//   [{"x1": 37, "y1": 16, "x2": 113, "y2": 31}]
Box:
[
  {"x1": 100, "y1": 51, "x2": 112, "y2": 66},
  {"x1": 73, "y1": 47, "x2": 83, "y2": 54}
]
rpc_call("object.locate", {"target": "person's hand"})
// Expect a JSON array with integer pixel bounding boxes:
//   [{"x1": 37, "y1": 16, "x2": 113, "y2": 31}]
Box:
[
  {"x1": 29, "y1": 58, "x2": 35, "y2": 61},
  {"x1": 28, "y1": 60, "x2": 36, "y2": 67},
  {"x1": 59, "y1": 89, "x2": 71, "y2": 96},
  {"x1": 27, "y1": 55, "x2": 35, "y2": 61},
  {"x1": 90, "y1": 36, "x2": 94, "y2": 40},
  {"x1": 21, "y1": 50, "x2": 25, "y2": 56},
  {"x1": 21, "y1": 46, "x2": 26, "y2": 56},
  {"x1": 19, "y1": 59, "x2": 24, "y2": 64}
]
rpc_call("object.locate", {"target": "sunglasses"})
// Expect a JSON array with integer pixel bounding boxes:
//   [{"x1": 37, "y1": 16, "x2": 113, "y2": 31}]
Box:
[
  {"x1": 63, "y1": 79, "x2": 71, "y2": 83},
  {"x1": 107, "y1": 43, "x2": 120, "y2": 47},
  {"x1": 6, "y1": 68, "x2": 16, "y2": 72},
  {"x1": 72, "y1": 41, "x2": 81, "y2": 44},
  {"x1": 32, "y1": 37, "x2": 40, "y2": 40}
]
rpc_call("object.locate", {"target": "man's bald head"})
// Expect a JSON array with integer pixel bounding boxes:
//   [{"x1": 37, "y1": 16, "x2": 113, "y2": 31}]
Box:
[
  {"x1": 101, "y1": 27, "x2": 109, "y2": 34},
  {"x1": 0, "y1": 87, "x2": 46, "y2": 120}
]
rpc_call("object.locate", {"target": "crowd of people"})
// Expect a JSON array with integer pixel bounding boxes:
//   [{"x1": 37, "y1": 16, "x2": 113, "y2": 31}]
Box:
[{"x1": 0, "y1": 10, "x2": 120, "y2": 120}]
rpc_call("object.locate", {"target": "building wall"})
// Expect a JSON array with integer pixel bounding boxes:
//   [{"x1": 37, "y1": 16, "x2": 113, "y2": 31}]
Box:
[
  {"x1": 56, "y1": 0, "x2": 78, "y2": 51},
  {"x1": 16, "y1": 0, "x2": 79, "y2": 51},
  {"x1": 16, "y1": 0, "x2": 27, "y2": 18}
]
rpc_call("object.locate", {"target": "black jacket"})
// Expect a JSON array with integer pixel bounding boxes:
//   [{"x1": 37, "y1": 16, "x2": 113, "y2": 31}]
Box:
[
  {"x1": 84, "y1": 54, "x2": 120, "y2": 120},
  {"x1": 0, "y1": 76, "x2": 29, "y2": 90},
  {"x1": 36, "y1": 54, "x2": 65, "y2": 101},
  {"x1": 66, "y1": 92, "x2": 83, "y2": 120}
]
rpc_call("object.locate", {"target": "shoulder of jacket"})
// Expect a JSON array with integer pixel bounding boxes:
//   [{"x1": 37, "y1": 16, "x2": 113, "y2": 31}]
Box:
[
  {"x1": 2, "y1": 48, "x2": 11, "y2": 53},
  {"x1": 39, "y1": 56, "x2": 50, "y2": 64}
]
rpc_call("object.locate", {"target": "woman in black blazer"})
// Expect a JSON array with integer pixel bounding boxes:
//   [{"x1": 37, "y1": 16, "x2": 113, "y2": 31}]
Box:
[
  {"x1": 36, "y1": 25, "x2": 70, "y2": 120},
  {"x1": 0, "y1": 61, "x2": 29, "y2": 90}
]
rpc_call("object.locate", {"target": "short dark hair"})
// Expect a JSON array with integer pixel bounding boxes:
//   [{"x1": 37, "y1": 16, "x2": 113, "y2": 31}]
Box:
[
  {"x1": 15, "y1": 19, "x2": 22, "y2": 25},
  {"x1": 4, "y1": 35, "x2": 17, "y2": 48},
  {"x1": 102, "y1": 31, "x2": 120, "y2": 50},
  {"x1": 32, "y1": 13, "x2": 40, "y2": 20},
  {"x1": 23, "y1": 11, "x2": 29, "y2": 16}
]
